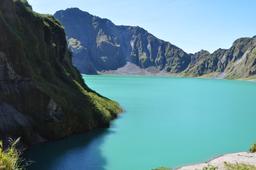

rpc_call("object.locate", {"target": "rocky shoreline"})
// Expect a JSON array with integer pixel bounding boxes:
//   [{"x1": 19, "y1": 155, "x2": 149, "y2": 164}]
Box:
[{"x1": 177, "y1": 152, "x2": 256, "y2": 170}]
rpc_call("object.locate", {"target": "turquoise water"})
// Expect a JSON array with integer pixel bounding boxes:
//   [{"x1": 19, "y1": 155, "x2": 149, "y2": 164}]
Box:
[{"x1": 26, "y1": 75, "x2": 256, "y2": 170}]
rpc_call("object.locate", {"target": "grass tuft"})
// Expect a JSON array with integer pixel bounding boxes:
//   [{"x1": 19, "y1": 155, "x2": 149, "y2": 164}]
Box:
[
  {"x1": 203, "y1": 165, "x2": 218, "y2": 170},
  {"x1": 0, "y1": 138, "x2": 23, "y2": 170},
  {"x1": 224, "y1": 162, "x2": 256, "y2": 170}
]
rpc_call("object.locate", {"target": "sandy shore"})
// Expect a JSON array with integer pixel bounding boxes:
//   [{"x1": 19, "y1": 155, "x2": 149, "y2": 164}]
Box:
[{"x1": 177, "y1": 152, "x2": 256, "y2": 170}]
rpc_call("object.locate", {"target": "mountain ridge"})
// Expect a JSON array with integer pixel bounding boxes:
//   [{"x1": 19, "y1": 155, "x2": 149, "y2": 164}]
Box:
[
  {"x1": 54, "y1": 8, "x2": 191, "y2": 73},
  {"x1": 54, "y1": 8, "x2": 256, "y2": 79}
]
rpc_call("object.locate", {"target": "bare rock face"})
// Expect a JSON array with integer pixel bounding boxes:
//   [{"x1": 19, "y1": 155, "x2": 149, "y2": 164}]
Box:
[
  {"x1": 0, "y1": 0, "x2": 122, "y2": 146},
  {"x1": 47, "y1": 99, "x2": 64, "y2": 122},
  {"x1": 54, "y1": 8, "x2": 191, "y2": 75},
  {"x1": 54, "y1": 8, "x2": 256, "y2": 79},
  {"x1": 185, "y1": 37, "x2": 256, "y2": 78}
]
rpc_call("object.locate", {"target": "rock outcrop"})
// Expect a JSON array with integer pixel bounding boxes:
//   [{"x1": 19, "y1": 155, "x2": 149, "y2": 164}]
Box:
[{"x1": 0, "y1": 0, "x2": 122, "y2": 146}]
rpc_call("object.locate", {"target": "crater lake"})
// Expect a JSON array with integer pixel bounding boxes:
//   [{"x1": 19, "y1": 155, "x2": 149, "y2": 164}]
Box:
[{"x1": 25, "y1": 75, "x2": 256, "y2": 170}]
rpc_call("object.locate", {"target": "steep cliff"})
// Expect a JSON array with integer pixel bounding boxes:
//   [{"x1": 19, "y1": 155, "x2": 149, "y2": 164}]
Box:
[
  {"x1": 54, "y1": 8, "x2": 256, "y2": 79},
  {"x1": 0, "y1": 0, "x2": 122, "y2": 146},
  {"x1": 54, "y1": 8, "x2": 191, "y2": 75}
]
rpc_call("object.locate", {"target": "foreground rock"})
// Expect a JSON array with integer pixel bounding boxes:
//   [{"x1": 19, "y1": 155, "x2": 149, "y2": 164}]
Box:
[
  {"x1": 178, "y1": 152, "x2": 256, "y2": 170},
  {"x1": 0, "y1": 0, "x2": 122, "y2": 146}
]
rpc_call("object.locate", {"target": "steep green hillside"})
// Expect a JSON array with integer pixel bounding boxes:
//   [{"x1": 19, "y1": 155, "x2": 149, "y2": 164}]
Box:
[{"x1": 0, "y1": 0, "x2": 122, "y2": 146}]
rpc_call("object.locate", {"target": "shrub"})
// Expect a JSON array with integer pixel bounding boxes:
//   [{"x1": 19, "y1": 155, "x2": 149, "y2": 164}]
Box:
[
  {"x1": 224, "y1": 162, "x2": 256, "y2": 170},
  {"x1": 0, "y1": 139, "x2": 23, "y2": 170},
  {"x1": 203, "y1": 165, "x2": 218, "y2": 170},
  {"x1": 249, "y1": 144, "x2": 256, "y2": 153}
]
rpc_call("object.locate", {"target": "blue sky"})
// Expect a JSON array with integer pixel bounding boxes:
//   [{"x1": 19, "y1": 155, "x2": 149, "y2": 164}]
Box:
[{"x1": 27, "y1": 0, "x2": 256, "y2": 53}]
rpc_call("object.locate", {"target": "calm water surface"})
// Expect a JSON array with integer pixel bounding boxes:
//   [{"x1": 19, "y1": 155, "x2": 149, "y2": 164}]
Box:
[{"x1": 26, "y1": 75, "x2": 256, "y2": 170}]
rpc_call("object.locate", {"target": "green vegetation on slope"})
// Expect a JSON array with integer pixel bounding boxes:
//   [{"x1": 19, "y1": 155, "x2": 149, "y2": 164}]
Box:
[{"x1": 0, "y1": 0, "x2": 122, "y2": 145}]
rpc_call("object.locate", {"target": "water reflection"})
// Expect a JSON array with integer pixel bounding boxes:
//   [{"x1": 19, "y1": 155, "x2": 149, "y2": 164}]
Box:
[{"x1": 25, "y1": 129, "x2": 115, "y2": 170}]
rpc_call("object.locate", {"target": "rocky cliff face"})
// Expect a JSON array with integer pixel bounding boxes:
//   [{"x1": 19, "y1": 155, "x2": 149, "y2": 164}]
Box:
[
  {"x1": 0, "y1": 0, "x2": 121, "y2": 146},
  {"x1": 185, "y1": 37, "x2": 256, "y2": 78},
  {"x1": 54, "y1": 8, "x2": 256, "y2": 79},
  {"x1": 54, "y1": 8, "x2": 191, "y2": 75}
]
